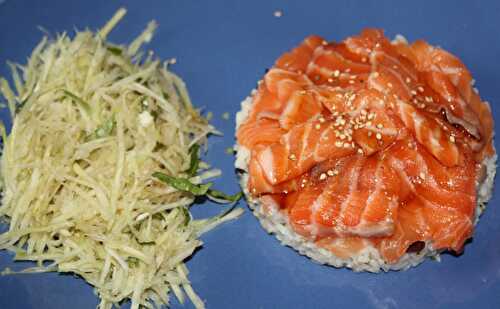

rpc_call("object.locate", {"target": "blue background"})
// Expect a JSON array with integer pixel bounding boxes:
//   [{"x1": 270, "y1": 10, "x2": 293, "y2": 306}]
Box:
[{"x1": 0, "y1": 0, "x2": 499, "y2": 308}]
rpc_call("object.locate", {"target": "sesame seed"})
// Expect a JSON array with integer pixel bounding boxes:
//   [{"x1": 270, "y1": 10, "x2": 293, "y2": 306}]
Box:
[
  {"x1": 339, "y1": 119, "x2": 346, "y2": 125},
  {"x1": 299, "y1": 90, "x2": 307, "y2": 95},
  {"x1": 387, "y1": 82, "x2": 393, "y2": 88},
  {"x1": 376, "y1": 133, "x2": 382, "y2": 140},
  {"x1": 273, "y1": 10, "x2": 283, "y2": 17},
  {"x1": 419, "y1": 172, "x2": 426, "y2": 180},
  {"x1": 417, "y1": 86, "x2": 424, "y2": 93},
  {"x1": 288, "y1": 154, "x2": 297, "y2": 161},
  {"x1": 357, "y1": 148, "x2": 364, "y2": 154},
  {"x1": 375, "y1": 43, "x2": 381, "y2": 48},
  {"x1": 349, "y1": 80, "x2": 355, "y2": 84},
  {"x1": 392, "y1": 65, "x2": 398, "y2": 69},
  {"x1": 419, "y1": 103, "x2": 426, "y2": 109},
  {"x1": 340, "y1": 134, "x2": 346, "y2": 140},
  {"x1": 450, "y1": 104, "x2": 456, "y2": 110},
  {"x1": 350, "y1": 75, "x2": 356, "y2": 80},
  {"x1": 319, "y1": 117, "x2": 326, "y2": 123},
  {"x1": 372, "y1": 72, "x2": 380, "y2": 78},
  {"x1": 333, "y1": 70, "x2": 340, "y2": 77},
  {"x1": 449, "y1": 135, "x2": 456, "y2": 143},
  {"x1": 410, "y1": 90, "x2": 417, "y2": 96},
  {"x1": 368, "y1": 113, "x2": 376, "y2": 120},
  {"x1": 366, "y1": 121, "x2": 372, "y2": 126},
  {"x1": 335, "y1": 141, "x2": 343, "y2": 147},
  {"x1": 368, "y1": 131, "x2": 373, "y2": 137},
  {"x1": 376, "y1": 123, "x2": 383, "y2": 129},
  {"x1": 361, "y1": 109, "x2": 367, "y2": 116},
  {"x1": 405, "y1": 77, "x2": 411, "y2": 84},
  {"x1": 343, "y1": 142, "x2": 351, "y2": 148},
  {"x1": 362, "y1": 57, "x2": 368, "y2": 62},
  {"x1": 345, "y1": 68, "x2": 351, "y2": 73},
  {"x1": 328, "y1": 78, "x2": 334, "y2": 83},
  {"x1": 322, "y1": 40, "x2": 328, "y2": 46},
  {"x1": 319, "y1": 173, "x2": 327, "y2": 180},
  {"x1": 315, "y1": 123, "x2": 321, "y2": 129},
  {"x1": 392, "y1": 94, "x2": 399, "y2": 100},
  {"x1": 412, "y1": 98, "x2": 418, "y2": 104},
  {"x1": 327, "y1": 170, "x2": 335, "y2": 176},
  {"x1": 425, "y1": 96, "x2": 433, "y2": 102}
]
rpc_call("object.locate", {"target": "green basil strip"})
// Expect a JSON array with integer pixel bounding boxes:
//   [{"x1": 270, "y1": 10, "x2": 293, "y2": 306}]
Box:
[
  {"x1": 207, "y1": 189, "x2": 243, "y2": 203},
  {"x1": 152, "y1": 172, "x2": 212, "y2": 196},
  {"x1": 186, "y1": 144, "x2": 200, "y2": 176}
]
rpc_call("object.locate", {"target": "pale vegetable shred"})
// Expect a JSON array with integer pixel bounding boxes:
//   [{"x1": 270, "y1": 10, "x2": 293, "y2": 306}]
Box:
[{"x1": 0, "y1": 8, "x2": 242, "y2": 309}]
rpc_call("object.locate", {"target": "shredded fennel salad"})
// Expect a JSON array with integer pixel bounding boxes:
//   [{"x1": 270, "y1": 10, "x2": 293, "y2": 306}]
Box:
[{"x1": 0, "y1": 8, "x2": 242, "y2": 309}]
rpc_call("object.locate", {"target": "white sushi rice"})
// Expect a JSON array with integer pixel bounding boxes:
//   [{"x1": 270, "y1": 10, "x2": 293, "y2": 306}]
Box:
[{"x1": 235, "y1": 96, "x2": 497, "y2": 272}]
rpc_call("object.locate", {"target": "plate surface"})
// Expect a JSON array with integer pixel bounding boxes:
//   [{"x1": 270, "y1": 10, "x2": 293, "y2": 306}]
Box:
[{"x1": 0, "y1": 1, "x2": 499, "y2": 308}]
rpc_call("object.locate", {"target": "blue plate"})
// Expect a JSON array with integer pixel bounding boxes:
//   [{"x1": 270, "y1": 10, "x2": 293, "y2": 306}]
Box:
[{"x1": 1, "y1": 1, "x2": 499, "y2": 308}]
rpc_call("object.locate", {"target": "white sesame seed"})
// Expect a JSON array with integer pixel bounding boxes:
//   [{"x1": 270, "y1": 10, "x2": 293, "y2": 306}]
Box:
[
  {"x1": 343, "y1": 142, "x2": 351, "y2": 148},
  {"x1": 368, "y1": 113, "x2": 376, "y2": 120},
  {"x1": 327, "y1": 170, "x2": 335, "y2": 176},
  {"x1": 376, "y1": 133, "x2": 382, "y2": 140},
  {"x1": 328, "y1": 78, "x2": 334, "y2": 83},
  {"x1": 366, "y1": 121, "x2": 372, "y2": 126},
  {"x1": 349, "y1": 80, "x2": 355, "y2": 84},
  {"x1": 319, "y1": 173, "x2": 327, "y2": 180},
  {"x1": 322, "y1": 40, "x2": 328, "y2": 46},
  {"x1": 315, "y1": 123, "x2": 321, "y2": 129},
  {"x1": 340, "y1": 134, "x2": 346, "y2": 140},
  {"x1": 387, "y1": 82, "x2": 393, "y2": 88},
  {"x1": 333, "y1": 70, "x2": 340, "y2": 77},
  {"x1": 362, "y1": 57, "x2": 367, "y2": 62},
  {"x1": 376, "y1": 123, "x2": 383, "y2": 129},
  {"x1": 357, "y1": 148, "x2": 364, "y2": 154},
  {"x1": 273, "y1": 10, "x2": 283, "y2": 17},
  {"x1": 419, "y1": 172, "x2": 426, "y2": 180},
  {"x1": 368, "y1": 131, "x2": 373, "y2": 137},
  {"x1": 361, "y1": 109, "x2": 367, "y2": 116},
  {"x1": 417, "y1": 86, "x2": 424, "y2": 93},
  {"x1": 335, "y1": 141, "x2": 343, "y2": 147},
  {"x1": 405, "y1": 77, "x2": 411, "y2": 84},
  {"x1": 449, "y1": 135, "x2": 456, "y2": 143},
  {"x1": 392, "y1": 65, "x2": 398, "y2": 69},
  {"x1": 372, "y1": 72, "x2": 380, "y2": 78},
  {"x1": 345, "y1": 68, "x2": 351, "y2": 73},
  {"x1": 410, "y1": 90, "x2": 417, "y2": 96},
  {"x1": 289, "y1": 154, "x2": 297, "y2": 161}
]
